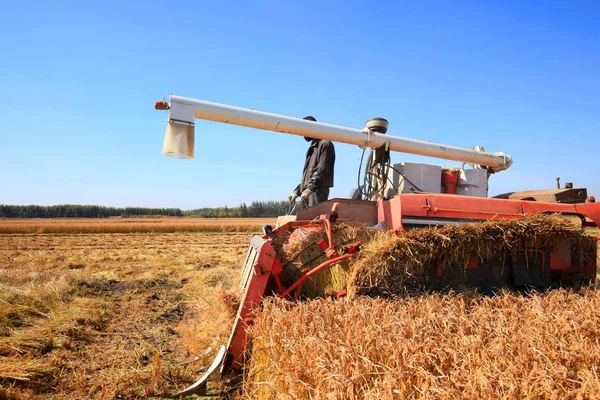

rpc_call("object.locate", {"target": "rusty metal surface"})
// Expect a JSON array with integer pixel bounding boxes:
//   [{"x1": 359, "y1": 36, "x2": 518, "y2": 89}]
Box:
[
  {"x1": 296, "y1": 198, "x2": 378, "y2": 225},
  {"x1": 507, "y1": 188, "x2": 588, "y2": 204}
]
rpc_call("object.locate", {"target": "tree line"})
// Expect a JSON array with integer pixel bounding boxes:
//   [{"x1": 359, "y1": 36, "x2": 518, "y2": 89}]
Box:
[
  {"x1": 0, "y1": 201, "x2": 291, "y2": 219},
  {"x1": 183, "y1": 201, "x2": 290, "y2": 218}
]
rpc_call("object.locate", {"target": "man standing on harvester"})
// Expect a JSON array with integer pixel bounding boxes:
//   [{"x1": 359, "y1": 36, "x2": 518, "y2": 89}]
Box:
[{"x1": 288, "y1": 116, "x2": 336, "y2": 208}]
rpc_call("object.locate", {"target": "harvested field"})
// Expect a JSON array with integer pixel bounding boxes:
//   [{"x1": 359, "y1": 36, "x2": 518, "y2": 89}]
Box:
[
  {"x1": 0, "y1": 217, "x2": 276, "y2": 234},
  {"x1": 0, "y1": 230, "x2": 255, "y2": 399},
  {"x1": 246, "y1": 291, "x2": 600, "y2": 400},
  {"x1": 1, "y1": 217, "x2": 599, "y2": 399}
]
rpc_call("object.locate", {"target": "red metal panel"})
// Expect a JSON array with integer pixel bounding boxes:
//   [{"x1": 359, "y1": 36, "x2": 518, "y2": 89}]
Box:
[
  {"x1": 466, "y1": 257, "x2": 480, "y2": 269},
  {"x1": 225, "y1": 241, "x2": 279, "y2": 372},
  {"x1": 575, "y1": 203, "x2": 600, "y2": 228},
  {"x1": 296, "y1": 198, "x2": 378, "y2": 225},
  {"x1": 378, "y1": 197, "x2": 403, "y2": 230},
  {"x1": 381, "y1": 194, "x2": 600, "y2": 231},
  {"x1": 549, "y1": 240, "x2": 572, "y2": 271}
]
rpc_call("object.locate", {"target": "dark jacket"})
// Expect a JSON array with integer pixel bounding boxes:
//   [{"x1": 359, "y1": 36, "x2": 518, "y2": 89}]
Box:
[{"x1": 294, "y1": 139, "x2": 335, "y2": 195}]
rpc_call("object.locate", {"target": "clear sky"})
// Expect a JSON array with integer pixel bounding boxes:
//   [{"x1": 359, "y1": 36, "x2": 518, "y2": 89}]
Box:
[{"x1": 1, "y1": 0, "x2": 598, "y2": 209}]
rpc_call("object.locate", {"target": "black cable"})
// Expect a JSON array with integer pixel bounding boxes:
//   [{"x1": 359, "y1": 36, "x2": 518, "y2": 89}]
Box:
[
  {"x1": 356, "y1": 145, "x2": 425, "y2": 200},
  {"x1": 358, "y1": 147, "x2": 378, "y2": 199},
  {"x1": 386, "y1": 165, "x2": 424, "y2": 193},
  {"x1": 362, "y1": 149, "x2": 374, "y2": 198},
  {"x1": 356, "y1": 145, "x2": 393, "y2": 200},
  {"x1": 362, "y1": 148, "x2": 381, "y2": 199},
  {"x1": 368, "y1": 157, "x2": 388, "y2": 199},
  {"x1": 362, "y1": 170, "x2": 400, "y2": 196},
  {"x1": 371, "y1": 147, "x2": 392, "y2": 199},
  {"x1": 378, "y1": 170, "x2": 401, "y2": 195},
  {"x1": 357, "y1": 147, "x2": 367, "y2": 198}
]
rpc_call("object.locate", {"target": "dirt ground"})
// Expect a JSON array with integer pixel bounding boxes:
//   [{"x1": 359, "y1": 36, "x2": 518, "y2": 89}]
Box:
[{"x1": 0, "y1": 230, "x2": 258, "y2": 399}]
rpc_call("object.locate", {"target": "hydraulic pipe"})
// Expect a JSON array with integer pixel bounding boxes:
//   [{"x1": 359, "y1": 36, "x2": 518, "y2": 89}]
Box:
[{"x1": 160, "y1": 95, "x2": 513, "y2": 171}]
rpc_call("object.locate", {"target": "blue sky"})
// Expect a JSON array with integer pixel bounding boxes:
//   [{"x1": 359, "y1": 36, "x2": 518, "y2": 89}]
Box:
[{"x1": 1, "y1": 0, "x2": 598, "y2": 209}]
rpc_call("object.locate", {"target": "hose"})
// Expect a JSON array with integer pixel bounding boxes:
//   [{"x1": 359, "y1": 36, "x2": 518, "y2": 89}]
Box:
[{"x1": 356, "y1": 146, "x2": 424, "y2": 201}]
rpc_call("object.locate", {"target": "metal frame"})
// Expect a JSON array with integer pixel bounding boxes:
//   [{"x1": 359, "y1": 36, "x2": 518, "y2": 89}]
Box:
[{"x1": 378, "y1": 193, "x2": 600, "y2": 231}]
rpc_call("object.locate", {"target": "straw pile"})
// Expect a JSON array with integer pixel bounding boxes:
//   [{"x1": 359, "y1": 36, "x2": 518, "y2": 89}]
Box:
[
  {"x1": 244, "y1": 289, "x2": 600, "y2": 400},
  {"x1": 271, "y1": 215, "x2": 595, "y2": 299},
  {"x1": 349, "y1": 214, "x2": 594, "y2": 297}
]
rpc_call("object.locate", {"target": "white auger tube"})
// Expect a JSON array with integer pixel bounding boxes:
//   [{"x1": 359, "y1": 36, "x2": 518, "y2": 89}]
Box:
[{"x1": 160, "y1": 95, "x2": 512, "y2": 172}]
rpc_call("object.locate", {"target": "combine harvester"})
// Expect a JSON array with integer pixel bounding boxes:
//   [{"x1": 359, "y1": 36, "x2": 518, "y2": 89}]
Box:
[{"x1": 154, "y1": 95, "x2": 599, "y2": 397}]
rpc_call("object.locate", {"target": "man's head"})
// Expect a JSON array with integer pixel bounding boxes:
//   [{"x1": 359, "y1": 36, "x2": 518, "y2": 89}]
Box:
[{"x1": 303, "y1": 116, "x2": 317, "y2": 142}]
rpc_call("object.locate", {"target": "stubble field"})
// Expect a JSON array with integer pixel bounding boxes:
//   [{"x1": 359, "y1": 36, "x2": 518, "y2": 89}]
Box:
[
  {"x1": 0, "y1": 218, "x2": 272, "y2": 399},
  {"x1": 0, "y1": 217, "x2": 275, "y2": 234},
  {"x1": 1, "y1": 218, "x2": 599, "y2": 400}
]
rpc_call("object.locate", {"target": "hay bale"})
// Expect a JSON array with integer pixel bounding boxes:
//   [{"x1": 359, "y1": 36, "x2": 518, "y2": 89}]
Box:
[
  {"x1": 271, "y1": 215, "x2": 596, "y2": 299},
  {"x1": 348, "y1": 214, "x2": 594, "y2": 297}
]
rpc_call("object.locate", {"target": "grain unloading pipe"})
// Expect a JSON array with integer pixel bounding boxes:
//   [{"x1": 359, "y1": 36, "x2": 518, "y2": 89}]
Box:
[{"x1": 156, "y1": 95, "x2": 513, "y2": 172}]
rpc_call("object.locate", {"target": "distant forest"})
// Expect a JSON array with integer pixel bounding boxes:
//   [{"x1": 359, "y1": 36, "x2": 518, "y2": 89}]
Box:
[{"x1": 0, "y1": 201, "x2": 290, "y2": 219}]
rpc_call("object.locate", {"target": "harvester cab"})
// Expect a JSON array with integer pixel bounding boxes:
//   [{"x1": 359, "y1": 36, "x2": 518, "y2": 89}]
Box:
[{"x1": 155, "y1": 95, "x2": 600, "y2": 397}]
